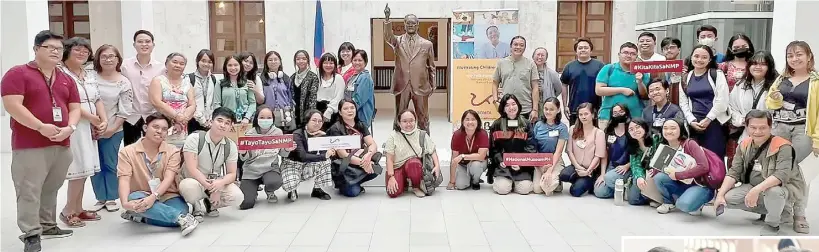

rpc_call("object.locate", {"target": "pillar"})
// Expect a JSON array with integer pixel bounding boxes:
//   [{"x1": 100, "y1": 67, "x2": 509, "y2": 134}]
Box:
[
  {"x1": 119, "y1": 0, "x2": 154, "y2": 58},
  {"x1": 771, "y1": 0, "x2": 819, "y2": 70}
]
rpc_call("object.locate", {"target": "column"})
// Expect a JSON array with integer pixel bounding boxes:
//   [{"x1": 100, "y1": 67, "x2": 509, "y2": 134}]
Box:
[
  {"x1": 611, "y1": 0, "x2": 639, "y2": 60},
  {"x1": 771, "y1": 0, "x2": 819, "y2": 69},
  {"x1": 1, "y1": 1, "x2": 50, "y2": 153},
  {"x1": 119, "y1": 0, "x2": 154, "y2": 58},
  {"x1": 88, "y1": 1, "x2": 123, "y2": 50}
]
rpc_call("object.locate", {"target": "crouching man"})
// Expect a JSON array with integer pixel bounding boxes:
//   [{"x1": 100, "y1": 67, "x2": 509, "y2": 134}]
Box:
[
  {"x1": 714, "y1": 110, "x2": 806, "y2": 235},
  {"x1": 117, "y1": 113, "x2": 199, "y2": 235},
  {"x1": 179, "y1": 107, "x2": 244, "y2": 221}
]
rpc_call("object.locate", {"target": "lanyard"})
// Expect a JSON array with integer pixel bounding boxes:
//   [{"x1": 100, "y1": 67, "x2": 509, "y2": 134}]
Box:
[
  {"x1": 207, "y1": 142, "x2": 223, "y2": 176},
  {"x1": 465, "y1": 133, "x2": 475, "y2": 153},
  {"x1": 142, "y1": 152, "x2": 163, "y2": 177},
  {"x1": 38, "y1": 68, "x2": 58, "y2": 107}
]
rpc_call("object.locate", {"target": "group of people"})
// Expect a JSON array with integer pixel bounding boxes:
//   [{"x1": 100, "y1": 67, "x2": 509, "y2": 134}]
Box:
[
  {"x1": 478, "y1": 24, "x2": 817, "y2": 237},
  {"x1": 1, "y1": 23, "x2": 817, "y2": 252}
]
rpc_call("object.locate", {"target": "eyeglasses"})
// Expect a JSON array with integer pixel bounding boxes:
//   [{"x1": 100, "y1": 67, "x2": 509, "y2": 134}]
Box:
[
  {"x1": 39, "y1": 45, "x2": 64, "y2": 53},
  {"x1": 620, "y1": 52, "x2": 637, "y2": 56},
  {"x1": 72, "y1": 47, "x2": 90, "y2": 55},
  {"x1": 100, "y1": 55, "x2": 119, "y2": 62}
]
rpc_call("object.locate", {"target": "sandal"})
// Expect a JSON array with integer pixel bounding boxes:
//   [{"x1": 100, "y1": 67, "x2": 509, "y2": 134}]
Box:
[
  {"x1": 77, "y1": 210, "x2": 101, "y2": 221},
  {"x1": 446, "y1": 182, "x2": 456, "y2": 190},
  {"x1": 60, "y1": 213, "x2": 85, "y2": 228},
  {"x1": 793, "y1": 219, "x2": 810, "y2": 234}
]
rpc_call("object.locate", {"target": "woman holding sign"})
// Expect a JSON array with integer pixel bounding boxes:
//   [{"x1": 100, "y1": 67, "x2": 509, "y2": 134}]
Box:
[
  {"x1": 489, "y1": 94, "x2": 537, "y2": 195},
  {"x1": 238, "y1": 106, "x2": 296, "y2": 209},
  {"x1": 280, "y1": 110, "x2": 334, "y2": 201},
  {"x1": 653, "y1": 118, "x2": 725, "y2": 215},
  {"x1": 528, "y1": 97, "x2": 569, "y2": 195}
]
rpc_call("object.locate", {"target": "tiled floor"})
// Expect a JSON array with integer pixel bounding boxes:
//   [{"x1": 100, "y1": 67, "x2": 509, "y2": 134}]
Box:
[{"x1": 1, "y1": 113, "x2": 817, "y2": 252}]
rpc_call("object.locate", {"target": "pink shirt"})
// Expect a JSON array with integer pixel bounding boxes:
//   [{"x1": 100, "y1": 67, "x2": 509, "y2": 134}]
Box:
[
  {"x1": 121, "y1": 57, "x2": 165, "y2": 123},
  {"x1": 568, "y1": 127, "x2": 606, "y2": 169}
]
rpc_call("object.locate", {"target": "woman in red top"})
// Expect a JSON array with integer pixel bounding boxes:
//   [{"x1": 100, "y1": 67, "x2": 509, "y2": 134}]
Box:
[
  {"x1": 337, "y1": 42, "x2": 357, "y2": 83},
  {"x1": 448, "y1": 110, "x2": 490, "y2": 190}
]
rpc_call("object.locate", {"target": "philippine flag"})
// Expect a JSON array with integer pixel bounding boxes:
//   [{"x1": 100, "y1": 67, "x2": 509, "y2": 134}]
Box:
[{"x1": 313, "y1": 0, "x2": 325, "y2": 66}]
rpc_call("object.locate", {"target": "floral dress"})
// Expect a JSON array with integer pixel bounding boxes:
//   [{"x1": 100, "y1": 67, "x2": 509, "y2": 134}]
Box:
[
  {"x1": 158, "y1": 75, "x2": 192, "y2": 146},
  {"x1": 60, "y1": 66, "x2": 101, "y2": 180}
]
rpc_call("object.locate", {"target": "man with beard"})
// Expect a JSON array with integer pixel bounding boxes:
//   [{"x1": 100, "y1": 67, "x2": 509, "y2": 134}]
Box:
[{"x1": 383, "y1": 4, "x2": 436, "y2": 131}]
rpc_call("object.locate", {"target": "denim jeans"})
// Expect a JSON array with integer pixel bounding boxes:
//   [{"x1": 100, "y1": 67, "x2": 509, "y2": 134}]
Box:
[
  {"x1": 128, "y1": 191, "x2": 188, "y2": 227},
  {"x1": 653, "y1": 172, "x2": 715, "y2": 212},
  {"x1": 559, "y1": 165, "x2": 596, "y2": 197},
  {"x1": 340, "y1": 173, "x2": 380, "y2": 197},
  {"x1": 92, "y1": 131, "x2": 124, "y2": 201},
  {"x1": 593, "y1": 168, "x2": 647, "y2": 205}
]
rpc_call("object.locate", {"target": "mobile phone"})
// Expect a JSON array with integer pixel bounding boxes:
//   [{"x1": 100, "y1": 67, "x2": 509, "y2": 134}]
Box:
[{"x1": 715, "y1": 204, "x2": 725, "y2": 216}]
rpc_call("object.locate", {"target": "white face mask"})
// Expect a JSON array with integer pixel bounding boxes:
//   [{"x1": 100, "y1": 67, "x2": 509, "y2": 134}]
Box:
[{"x1": 699, "y1": 38, "x2": 715, "y2": 48}]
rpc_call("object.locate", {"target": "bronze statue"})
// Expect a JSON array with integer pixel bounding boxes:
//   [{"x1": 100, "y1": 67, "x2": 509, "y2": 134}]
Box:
[{"x1": 383, "y1": 4, "x2": 436, "y2": 131}]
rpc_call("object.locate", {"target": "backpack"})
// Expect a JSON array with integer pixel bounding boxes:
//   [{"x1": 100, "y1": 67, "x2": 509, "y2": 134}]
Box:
[
  {"x1": 400, "y1": 130, "x2": 442, "y2": 195},
  {"x1": 188, "y1": 73, "x2": 217, "y2": 87},
  {"x1": 683, "y1": 140, "x2": 725, "y2": 189}
]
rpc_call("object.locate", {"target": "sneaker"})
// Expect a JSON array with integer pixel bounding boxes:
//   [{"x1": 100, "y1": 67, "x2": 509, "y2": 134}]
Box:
[
  {"x1": 288, "y1": 190, "x2": 299, "y2": 202},
  {"x1": 760, "y1": 224, "x2": 780, "y2": 236},
  {"x1": 176, "y1": 214, "x2": 199, "y2": 236},
  {"x1": 471, "y1": 183, "x2": 481, "y2": 190},
  {"x1": 41, "y1": 227, "x2": 73, "y2": 239},
  {"x1": 553, "y1": 183, "x2": 563, "y2": 193},
  {"x1": 206, "y1": 209, "x2": 220, "y2": 217},
  {"x1": 487, "y1": 176, "x2": 494, "y2": 184},
  {"x1": 191, "y1": 211, "x2": 205, "y2": 223},
  {"x1": 687, "y1": 206, "x2": 703, "y2": 216},
  {"x1": 360, "y1": 187, "x2": 367, "y2": 194},
  {"x1": 257, "y1": 185, "x2": 263, "y2": 191},
  {"x1": 311, "y1": 188, "x2": 332, "y2": 200},
  {"x1": 267, "y1": 192, "x2": 278, "y2": 203},
  {"x1": 23, "y1": 235, "x2": 41, "y2": 252},
  {"x1": 649, "y1": 201, "x2": 661, "y2": 208},
  {"x1": 793, "y1": 219, "x2": 810, "y2": 234},
  {"x1": 656, "y1": 204, "x2": 676, "y2": 214},
  {"x1": 120, "y1": 210, "x2": 144, "y2": 223},
  {"x1": 752, "y1": 214, "x2": 766, "y2": 225}
]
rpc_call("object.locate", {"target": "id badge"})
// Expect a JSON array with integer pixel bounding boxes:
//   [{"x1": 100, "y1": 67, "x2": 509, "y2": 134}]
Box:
[
  {"x1": 207, "y1": 173, "x2": 218, "y2": 180},
  {"x1": 752, "y1": 161, "x2": 762, "y2": 172},
  {"x1": 653, "y1": 118, "x2": 665, "y2": 127},
  {"x1": 783, "y1": 101, "x2": 796, "y2": 110},
  {"x1": 575, "y1": 140, "x2": 587, "y2": 149},
  {"x1": 732, "y1": 71, "x2": 745, "y2": 80},
  {"x1": 607, "y1": 135, "x2": 617, "y2": 144},
  {"x1": 507, "y1": 120, "x2": 519, "y2": 127},
  {"x1": 52, "y1": 107, "x2": 63, "y2": 122},
  {"x1": 148, "y1": 178, "x2": 161, "y2": 193},
  {"x1": 548, "y1": 130, "x2": 559, "y2": 137}
]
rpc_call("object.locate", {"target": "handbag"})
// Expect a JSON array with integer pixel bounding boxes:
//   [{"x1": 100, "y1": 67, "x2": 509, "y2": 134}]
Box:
[
  {"x1": 332, "y1": 150, "x2": 383, "y2": 186},
  {"x1": 401, "y1": 130, "x2": 442, "y2": 195}
]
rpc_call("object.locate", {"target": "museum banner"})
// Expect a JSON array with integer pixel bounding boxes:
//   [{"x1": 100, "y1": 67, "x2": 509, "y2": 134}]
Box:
[{"x1": 450, "y1": 9, "x2": 519, "y2": 129}]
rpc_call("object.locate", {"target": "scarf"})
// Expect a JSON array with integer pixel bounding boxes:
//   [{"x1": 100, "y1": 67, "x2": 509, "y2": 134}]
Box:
[{"x1": 294, "y1": 69, "x2": 308, "y2": 87}]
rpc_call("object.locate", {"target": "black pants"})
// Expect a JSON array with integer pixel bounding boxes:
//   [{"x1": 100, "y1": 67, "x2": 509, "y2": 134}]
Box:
[
  {"x1": 239, "y1": 171, "x2": 283, "y2": 210},
  {"x1": 123, "y1": 118, "x2": 145, "y2": 146}
]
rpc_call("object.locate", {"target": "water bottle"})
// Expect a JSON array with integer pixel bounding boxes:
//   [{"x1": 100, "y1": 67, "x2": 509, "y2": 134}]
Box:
[{"x1": 614, "y1": 178, "x2": 625, "y2": 206}]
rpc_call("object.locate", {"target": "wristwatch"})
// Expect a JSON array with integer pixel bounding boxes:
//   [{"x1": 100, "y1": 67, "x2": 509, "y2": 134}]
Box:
[
  {"x1": 69, "y1": 124, "x2": 77, "y2": 131},
  {"x1": 152, "y1": 192, "x2": 160, "y2": 199}
]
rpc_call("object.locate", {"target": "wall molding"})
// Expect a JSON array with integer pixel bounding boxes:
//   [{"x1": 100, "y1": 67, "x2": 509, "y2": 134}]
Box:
[{"x1": 636, "y1": 11, "x2": 773, "y2": 30}]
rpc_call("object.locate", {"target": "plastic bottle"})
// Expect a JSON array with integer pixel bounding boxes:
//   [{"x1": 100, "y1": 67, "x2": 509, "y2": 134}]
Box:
[{"x1": 614, "y1": 178, "x2": 625, "y2": 206}]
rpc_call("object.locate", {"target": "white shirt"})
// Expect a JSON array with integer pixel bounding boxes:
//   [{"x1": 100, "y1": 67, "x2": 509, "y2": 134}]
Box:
[{"x1": 639, "y1": 53, "x2": 667, "y2": 62}]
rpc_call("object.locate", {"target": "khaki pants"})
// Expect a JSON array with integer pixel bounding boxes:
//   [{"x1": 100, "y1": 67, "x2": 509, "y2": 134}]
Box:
[
  {"x1": 493, "y1": 177, "x2": 533, "y2": 195},
  {"x1": 534, "y1": 163, "x2": 564, "y2": 195},
  {"x1": 725, "y1": 184, "x2": 788, "y2": 226},
  {"x1": 11, "y1": 146, "x2": 71, "y2": 239},
  {"x1": 179, "y1": 178, "x2": 243, "y2": 211}
]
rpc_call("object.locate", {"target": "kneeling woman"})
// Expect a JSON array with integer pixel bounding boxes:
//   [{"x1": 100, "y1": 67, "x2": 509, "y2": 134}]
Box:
[
  {"x1": 626, "y1": 118, "x2": 662, "y2": 206},
  {"x1": 327, "y1": 99, "x2": 381, "y2": 197},
  {"x1": 384, "y1": 110, "x2": 441, "y2": 198},
  {"x1": 489, "y1": 94, "x2": 537, "y2": 195},
  {"x1": 562, "y1": 103, "x2": 606, "y2": 197},
  {"x1": 448, "y1": 109, "x2": 489, "y2": 190},
  {"x1": 239, "y1": 105, "x2": 295, "y2": 209},
  {"x1": 280, "y1": 110, "x2": 334, "y2": 201},
  {"x1": 529, "y1": 97, "x2": 569, "y2": 195},
  {"x1": 594, "y1": 103, "x2": 646, "y2": 205},
  {"x1": 654, "y1": 118, "x2": 725, "y2": 214}
]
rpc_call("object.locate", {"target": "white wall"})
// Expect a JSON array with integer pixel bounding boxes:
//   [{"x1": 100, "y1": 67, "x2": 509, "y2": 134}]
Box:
[
  {"x1": 88, "y1": 1, "x2": 123, "y2": 50},
  {"x1": 1, "y1": 1, "x2": 50, "y2": 153},
  {"x1": 611, "y1": 0, "x2": 639, "y2": 60},
  {"x1": 770, "y1": 0, "x2": 819, "y2": 70}
]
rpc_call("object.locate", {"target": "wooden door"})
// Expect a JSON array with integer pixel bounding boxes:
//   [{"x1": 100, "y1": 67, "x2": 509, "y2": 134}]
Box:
[{"x1": 555, "y1": 0, "x2": 612, "y2": 72}]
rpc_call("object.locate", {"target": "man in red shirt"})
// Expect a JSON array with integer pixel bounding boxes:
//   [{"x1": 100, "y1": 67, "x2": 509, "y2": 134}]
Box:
[{"x1": 1, "y1": 30, "x2": 81, "y2": 252}]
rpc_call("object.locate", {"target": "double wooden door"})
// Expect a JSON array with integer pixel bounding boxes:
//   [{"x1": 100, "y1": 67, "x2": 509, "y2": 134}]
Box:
[{"x1": 555, "y1": 0, "x2": 612, "y2": 72}]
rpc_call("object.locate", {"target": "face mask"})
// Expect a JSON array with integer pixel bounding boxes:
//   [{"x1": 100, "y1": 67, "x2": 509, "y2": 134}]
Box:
[
  {"x1": 611, "y1": 115, "x2": 628, "y2": 125},
  {"x1": 699, "y1": 38, "x2": 715, "y2": 48},
  {"x1": 258, "y1": 119, "x2": 274, "y2": 129},
  {"x1": 732, "y1": 48, "x2": 751, "y2": 58},
  {"x1": 400, "y1": 123, "x2": 418, "y2": 135}
]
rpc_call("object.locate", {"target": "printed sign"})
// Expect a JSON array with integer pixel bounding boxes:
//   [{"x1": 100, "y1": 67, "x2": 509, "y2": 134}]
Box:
[
  {"x1": 227, "y1": 124, "x2": 251, "y2": 144},
  {"x1": 503, "y1": 153, "x2": 553, "y2": 167},
  {"x1": 630, "y1": 59, "x2": 684, "y2": 74},
  {"x1": 307, "y1": 135, "x2": 361, "y2": 151},
  {"x1": 237, "y1": 135, "x2": 295, "y2": 151}
]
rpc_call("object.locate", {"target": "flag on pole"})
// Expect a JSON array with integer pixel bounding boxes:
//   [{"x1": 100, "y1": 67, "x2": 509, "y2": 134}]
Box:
[{"x1": 313, "y1": 0, "x2": 325, "y2": 66}]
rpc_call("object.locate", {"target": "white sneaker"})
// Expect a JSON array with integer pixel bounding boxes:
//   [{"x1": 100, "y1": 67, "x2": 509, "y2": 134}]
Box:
[
  {"x1": 267, "y1": 192, "x2": 278, "y2": 203},
  {"x1": 657, "y1": 204, "x2": 676, "y2": 214},
  {"x1": 649, "y1": 201, "x2": 661, "y2": 208},
  {"x1": 177, "y1": 214, "x2": 199, "y2": 236},
  {"x1": 687, "y1": 206, "x2": 703, "y2": 216},
  {"x1": 207, "y1": 209, "x2": 220, "y2": 217}
]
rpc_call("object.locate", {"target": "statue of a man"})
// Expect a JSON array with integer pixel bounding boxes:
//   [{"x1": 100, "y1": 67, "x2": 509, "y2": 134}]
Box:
[{"x1": 384, "y1": 4, "x2": 436, "y2": 131}]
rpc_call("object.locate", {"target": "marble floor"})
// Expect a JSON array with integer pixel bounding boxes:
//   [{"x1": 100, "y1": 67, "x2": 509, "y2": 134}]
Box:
[{"x1": 1, "y1": 112, "x2": 817, "y2": 252}]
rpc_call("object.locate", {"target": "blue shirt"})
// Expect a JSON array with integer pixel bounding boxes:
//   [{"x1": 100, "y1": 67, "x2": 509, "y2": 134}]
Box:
[
  {"x1": 607, "y1": 133, "x2": 629, "y2": 168},
  {"x1": 596, "y1": 63, "x2": 650, "y2": 120},
  {"x1": 687, "y1": 74, "x2": 715, "y2": 119},
  {"x1": 715, "y1": 53, "x2": 725, "y2": 64},
  {"x1": 529, "y1": 121, "x2": 569, "y2": 154},
  {"x1": 642, "y1": 102, "x2": 683, "y2": 135},
  {"x1": 561, "y1": 59, "x2": 605, "y2": 113}
]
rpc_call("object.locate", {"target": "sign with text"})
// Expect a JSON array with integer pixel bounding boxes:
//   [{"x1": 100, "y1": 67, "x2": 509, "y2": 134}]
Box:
[
  {"x1": 237, "y1": 135, "x2": 295, "y2": 151},
  {"x1": 307, "y1": 135, "x2": 361, "y2": 151},
  {"x1": 503, "y1": 153, "x2": 553, "y2": 167},
  {"x1": 630, "y1": 59, "x2": 684, "y2": 74},
  {"x1": 227, "y1": 124, "x2": 251, "y2": 144}
]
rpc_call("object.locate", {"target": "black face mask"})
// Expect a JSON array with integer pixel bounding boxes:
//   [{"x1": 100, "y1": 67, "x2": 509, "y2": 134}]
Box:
[
  {"x1": 611, "y1": 115, "x2": 628, "y2": 124},
  {"x1": 732, "y1": 48, "x2": 751, "y2": 58}
]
